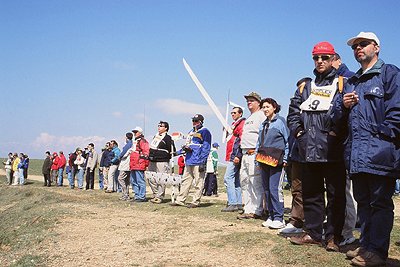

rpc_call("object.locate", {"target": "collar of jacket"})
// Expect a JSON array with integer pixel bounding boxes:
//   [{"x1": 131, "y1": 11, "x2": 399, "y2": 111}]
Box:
[
  {"x1": 354, "y1": 58, "x2": 385, "y2": 78},
  {"x1": 313, "y1": 67, "x2": 337, "y2": 84}
]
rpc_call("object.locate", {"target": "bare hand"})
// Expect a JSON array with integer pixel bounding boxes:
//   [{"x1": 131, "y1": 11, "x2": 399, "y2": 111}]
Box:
[
  {"x1": 233, "y1": 157, "x2": 240, "y2": 165},
  {"x1": 343, "y1": 91, "x2": 359, "y2": 109}
]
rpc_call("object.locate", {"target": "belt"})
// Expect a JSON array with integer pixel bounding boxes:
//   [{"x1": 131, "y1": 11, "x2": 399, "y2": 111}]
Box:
[{"x1": 245, "y1": 149, "x2": 255, "y2": 155}]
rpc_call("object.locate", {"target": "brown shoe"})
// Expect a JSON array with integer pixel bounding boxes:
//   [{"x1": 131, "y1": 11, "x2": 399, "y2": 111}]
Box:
[
  {"x1": 326, "y1": 238, "x2": 339, "y2": 252},
  {"x1": 346, "y1": 247, "x2": 367, "y2": 259},
  {"x1": 237, "y1": 213, "x2": 257, "y2": 220},
  {"x1": 290, "y1": 234, "x2": 322, "y2": 246},
  {"x1": 351, "y1": 251, "x2": 385, "y2": 266}
]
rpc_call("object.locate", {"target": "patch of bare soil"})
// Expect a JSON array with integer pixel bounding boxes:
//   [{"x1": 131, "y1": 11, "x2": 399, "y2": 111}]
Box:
[{"x1": 36, "y1": 202, "x2": 276, "y2": 267}]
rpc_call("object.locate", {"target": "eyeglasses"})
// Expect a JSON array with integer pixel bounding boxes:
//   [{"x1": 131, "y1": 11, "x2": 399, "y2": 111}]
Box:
[
  {"x1": 158, "y1": 125, "x2": 165, "y2": 128},
  {"x1": 231, "y1": 112, "x2": 237, "y2": 115},
  {"x1": 192, "y1": 119, "x2": 200, "y2": 122},
  {"x1": 351, "y1": 40, "x2": 373, "y2": 50},
  {"x1": 312, "y1": 55, "x2": 332, "y2": 61}
]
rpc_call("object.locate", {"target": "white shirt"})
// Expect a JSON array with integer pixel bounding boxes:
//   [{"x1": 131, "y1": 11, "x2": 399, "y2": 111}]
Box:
[{"x1": 241, "y1": 110, "x2": 266, "y2": 149}]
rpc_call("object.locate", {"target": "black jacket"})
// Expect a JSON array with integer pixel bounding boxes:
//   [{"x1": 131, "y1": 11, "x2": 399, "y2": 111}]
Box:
[
  {"x1": 42, "y1": 156, "x2": 52, "y2": 175},
  {"x1": 149, "y1": 134, "x2": 176, "y2": 162},
  {"x1": 287, "y1": 68, "x2": 346, "y2": 163}
]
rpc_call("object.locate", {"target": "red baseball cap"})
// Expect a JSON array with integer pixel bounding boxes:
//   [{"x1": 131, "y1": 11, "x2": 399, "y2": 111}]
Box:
[{"x1": 312, "y1": 41, "x2": 335, "y2": 55}]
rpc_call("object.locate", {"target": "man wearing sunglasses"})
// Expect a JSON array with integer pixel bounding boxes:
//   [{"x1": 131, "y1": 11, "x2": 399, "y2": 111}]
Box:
[
  {"x1": 333, "y1": 32, "x2": 400, "y2": 266},
  {"x1": 171, "y1": 114, "x2": 211, "y2": 208},
  {"x1": 287, "y1": 42, "x2": 346, "y2": 252}
]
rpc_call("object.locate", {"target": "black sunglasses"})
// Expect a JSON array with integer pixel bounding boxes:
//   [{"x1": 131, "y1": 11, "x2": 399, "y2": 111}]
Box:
[
  {"x1": 351, "y1": 41, "x2": 373, "y2": 50},
  {"x1": 312, "y1": 55, "x2": 331, "y2": 61}
]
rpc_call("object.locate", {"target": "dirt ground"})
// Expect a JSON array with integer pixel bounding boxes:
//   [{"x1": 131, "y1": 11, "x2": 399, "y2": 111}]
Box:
[{"x1": 2, "y1": 170, "x2": 400, "y2": 267}]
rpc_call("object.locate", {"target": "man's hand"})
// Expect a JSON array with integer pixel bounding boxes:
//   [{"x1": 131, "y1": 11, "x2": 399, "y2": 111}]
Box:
[{"x1": 343, "y1": 91, "x2": 359, "y2": 109}]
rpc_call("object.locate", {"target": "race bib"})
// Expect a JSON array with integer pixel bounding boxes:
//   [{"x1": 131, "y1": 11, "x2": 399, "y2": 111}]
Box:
[{"x1": 300, "y1": 78, "x2": 338, "y2": 112}]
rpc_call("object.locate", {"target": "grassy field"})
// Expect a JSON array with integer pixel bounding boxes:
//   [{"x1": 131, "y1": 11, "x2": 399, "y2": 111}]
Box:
[{"x1": 1, "y1": 161, "x2": 400, "y2": 266}]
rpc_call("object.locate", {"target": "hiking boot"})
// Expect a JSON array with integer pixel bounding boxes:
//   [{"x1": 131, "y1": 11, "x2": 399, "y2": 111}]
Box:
[
  {"x1": 346, "y1": 247, "x2": 367, "y2": 259},
  {"x1": 290, "y1": 234, "x2": 322, "y2": 246},
  {"x1": 351, "y1": 251, "x2": 385, "y2": 266},
  {"x1": 221, "y1": 205, "x2": 239, "y2": 212},
  {"x1": 325, "y1": 238, "x2": 339, "y2": 252}
]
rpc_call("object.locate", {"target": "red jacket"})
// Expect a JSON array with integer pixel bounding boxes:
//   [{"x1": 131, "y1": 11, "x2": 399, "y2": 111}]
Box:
[
  {"x1": 225, "y1": 118, "x2": 245, "y2": 161},
  {"x1": 58, "y1": 154, "x2": 66, "y2": 169},
  {"x1": 51, "y1": 155, "x2": 60, "y2": 170},
  {"x1": 130, "y1": 138, "x2": 150, "y2": 171}
]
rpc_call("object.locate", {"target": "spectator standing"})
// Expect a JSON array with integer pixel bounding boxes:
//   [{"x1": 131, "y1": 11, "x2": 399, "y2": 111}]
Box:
[
  {"x1": 106, "y1": 140, "x2": 121, "y2": 193},
  {"x1": 334, "y1": 32, "x2": 400, "y2": 266},
  {"x1": 130, "y1": 127, "x2": 150, "y2": 202},
  {"x1": 74, "y1": 148, "x2": 85, "y2": 189},
  {"x1": 288, "y1": 42, "x2": 346, "y2": 252},
  {"x1": 17, "y1": 153, "x2": 25, "y2": 185},
  {"x1": 42, "y1": 151, "x2": 52, "y2": 187},
  {"x1": 148, "y1": 121, "x2": 176, "y2": 204},
  {"x1": 117, "y1": 133, "x2": 134, "y2": 200},
  {"x1": 203, "y1": 142, "x2": 219, "y2": 196},
  {"x1": 177, "y1": 155, "x2": 185, "y2": 176},
  {"x1": 51, "y1": 152, "x2": 59, "y2": 184},
  {"x1": 3, "y1": 153, "x2": 13, "y2": 185},
  {"x1": 11, "y1": 153, "x2": 20, "y2": 185},
  {"x1": 57, "y1": 151, "x2": 66, "y2": 186},
  {"x1": 100, "y1": 142, "x2": 112, "y2": 191},
  {"x1": 237, "y1": 92, "x2": 266, "y2": 220},
  {"x1": 221, "y1": 107, "x2": 246, "y2": 212},
  {"x1": 256, "y1": 98, "x2": 289, "y2": 229},
  {"x1": 85, "y1": 143, "x2": 98, "y2": 190},
  {"x1": 171, "y1": 114, "x2": 211, "y2": 208}
]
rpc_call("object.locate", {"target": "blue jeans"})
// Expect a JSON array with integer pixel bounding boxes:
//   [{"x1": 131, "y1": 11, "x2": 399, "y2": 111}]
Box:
[
  {"x1": 58, "y1": 168, "x2": 64, "y2": 186},
  {"x1": 77, "y1": 168, "x2": 84, "y2": 189},
  {"x1": 352, "y1": 173, "x2": 395, "y2": 259},
  {"x1": 98, "y1": 168, "x2": 104, "y2": 190},
  {"x1": 223, "y1": 162, "x2": 242, "y2": 205},
  {"x1": 130, "y1": 170, "x2": 146, "y2": 200},
  {"x1": 68, "y1": 167, "x2": 75, "y2": 188},
  {"x1": 260, "y1": 164, "x2": 284, "y2": 221},
  {"x1": 19, "y1": 168, "x2": 25, "y2": 185}
]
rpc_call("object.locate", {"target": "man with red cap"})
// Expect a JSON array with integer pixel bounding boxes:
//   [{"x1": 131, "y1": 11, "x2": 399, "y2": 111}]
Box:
[{"x1": 287, "y1": 41, "x2": 346, "y2": 252}]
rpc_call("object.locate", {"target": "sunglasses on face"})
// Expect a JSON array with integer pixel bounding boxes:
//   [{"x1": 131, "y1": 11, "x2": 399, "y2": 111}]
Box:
[
  {"x1": 158, "y1": 124, "x2": 165, "y2": 128},
  {"x1": 351, "y1": 40, "x2": 373, "y2": 50},
  {"x1": 312, "y1": 55, "x2": 331, "y2": 61},
  {"x1": 231, "y1": 112, "x2": 237, "y2": 115},
  {"x1": 192, "y1": 119, "x2": 200, "y2": 122}
]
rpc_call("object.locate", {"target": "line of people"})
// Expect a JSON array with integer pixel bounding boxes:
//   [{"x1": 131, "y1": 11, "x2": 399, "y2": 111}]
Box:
[
  {"x1": 3, "y1": 30, "x2": 399, "y2": 267},
  {"x1": 2, "y1": 152, "x2": 29, "y2": 186}
]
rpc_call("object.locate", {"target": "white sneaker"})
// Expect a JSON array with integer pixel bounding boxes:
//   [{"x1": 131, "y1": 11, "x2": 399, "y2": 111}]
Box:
[
  {"x1": 269, "y1": 220, "x2": 286, "y2": 229},
  {"x1": 262, "y1": 218, "x2": 273, "y2": 227},
  {"x1": 339, "y1": 236, "x2": 356, "y2": 246},
  {"x1": 278, "y1": 223, "x2": 304, "y2": 234}
]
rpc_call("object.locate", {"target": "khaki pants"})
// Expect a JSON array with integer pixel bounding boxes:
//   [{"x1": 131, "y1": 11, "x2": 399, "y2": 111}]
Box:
[
  {"x1": 148, "y1": 161, "x2": 170, "y2": 199},
  {"x1": 118, "y1": 171, "x2": 131, "y2": 198},
  {"x1": 176, "y1": 165, "x2": 205, "y2": 206},
  {"x1": 108, "y1": 165, "x2": 119, "y2": 191}
]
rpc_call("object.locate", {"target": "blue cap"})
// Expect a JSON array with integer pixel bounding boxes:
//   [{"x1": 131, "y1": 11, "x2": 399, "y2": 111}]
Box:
[{"x1": 212, "y1": 142, "x2": 219, "y2": 148}]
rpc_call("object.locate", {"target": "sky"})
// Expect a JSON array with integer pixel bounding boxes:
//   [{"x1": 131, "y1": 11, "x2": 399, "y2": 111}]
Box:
[{"x1": 1, "y1": 0, "x2": 400, "y2": 159}]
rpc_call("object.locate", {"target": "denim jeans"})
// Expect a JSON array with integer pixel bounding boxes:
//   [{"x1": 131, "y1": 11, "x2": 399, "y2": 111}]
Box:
[
  {"x1": 98, "y1": 168, "x2": 104, "y2": 190},
  {"x1": 130, "y1": 170, "x2": 146, "y2": 200},
  {"x1": 77, "y1": 168, "x2": 84, "y2": 189},
  {"x1": 260, "y1": 164, "x2": 284, "y2": 221},
  {"x1": 19, "y1": 168, "x2": 25, "y2": 185},
  {"x1": 395, "y1": 179, "x2": 400, "y2": 194},
  {"x1": 224, "y1": 162, "x2": 242, "y2": 205},
  {"x1": 68, "y1": 167, "x2": 75, "y2": 188},
  {"x1": 58, "y1": 168, "x2": 64, "y2": 186}
]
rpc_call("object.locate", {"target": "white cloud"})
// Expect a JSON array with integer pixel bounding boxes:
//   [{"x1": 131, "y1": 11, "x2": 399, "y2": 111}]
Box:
[
  {"x1": 112, "y1": 111, "x2": 122, "y2": 118},
  {"x1": 32, "y1": 132, "x2": 106, "y2": 152},
  {"x1": 155, "y1": 98, "x2": 215, "y2": 116}
]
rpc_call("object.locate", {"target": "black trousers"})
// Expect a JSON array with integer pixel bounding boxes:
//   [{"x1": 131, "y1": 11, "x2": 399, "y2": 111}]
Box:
[
  {"x1": 43, "y1": 173, "x2": 51, "y2": 186},
  {"x1": 301, "y1": 162, "x2": 346, "y2": 242},
  {"x1": 203, "y1": 173, "x2": 218, "y2": 196},
  {"x1": 86, "y1": 168, "x2": 95, "y2": 189}
]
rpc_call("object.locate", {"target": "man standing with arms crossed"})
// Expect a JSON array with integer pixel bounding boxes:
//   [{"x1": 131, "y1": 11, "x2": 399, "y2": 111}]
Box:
[
  {"x1": 237, "y1": 92, "x2": 266, "y2": 220},
  {"x1": 221, "y1": 107, "x2": 246, "y2": 212},
  {"x1": 334, "y1": 32, "x2": 400, "y2": 266}
]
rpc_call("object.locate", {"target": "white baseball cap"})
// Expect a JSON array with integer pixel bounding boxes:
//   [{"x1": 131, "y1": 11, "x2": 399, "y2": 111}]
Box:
[
  {"x1": 132, "y1": 126, "x2": 143, "y2": 133},
  {"x1": 347, "y1": 32, "x2": 380, "y2": 46}
]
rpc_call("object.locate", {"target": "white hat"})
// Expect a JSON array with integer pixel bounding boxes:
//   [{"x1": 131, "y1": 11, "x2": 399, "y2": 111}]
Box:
[
  {"x1": 347, "y1": 32, "x2": 380, "y2": 46},
  {"x1": 132, "y1": 126, "x2": 143, "y2": 133}
]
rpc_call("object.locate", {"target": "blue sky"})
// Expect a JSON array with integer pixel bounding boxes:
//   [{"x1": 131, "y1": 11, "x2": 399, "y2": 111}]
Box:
[{"x1": 1, "y1": 1, "x2": 400, "y2": 159}]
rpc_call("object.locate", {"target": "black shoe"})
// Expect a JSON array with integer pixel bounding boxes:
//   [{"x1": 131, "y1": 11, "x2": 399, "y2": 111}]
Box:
[{"x1": 133, "y1": 198, "x2": 147, "y2": 202}]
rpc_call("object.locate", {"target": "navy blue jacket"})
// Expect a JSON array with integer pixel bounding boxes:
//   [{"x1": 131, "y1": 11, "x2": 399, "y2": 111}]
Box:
[
  {"x1": 287, "y1": 68, "x2": 346, "y2": 163},
  {"x1": 333, "y1": 59, "x2": 400, "y2": 177},
  {"x1": 100, "y1": 150, "x2": 113, "y2": 168},
  {"x1": 336, "y1": 64, "x2": 355, "y2": 78}
]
